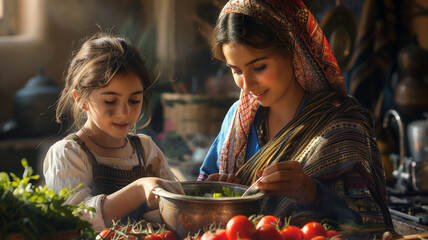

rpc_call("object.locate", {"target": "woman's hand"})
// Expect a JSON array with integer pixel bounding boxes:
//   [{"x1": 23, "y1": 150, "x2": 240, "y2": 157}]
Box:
[
  {"x1": 205, "y1": 173, "x2": 240, "y2": 184},
  {"x1": 256, "y1": 161, "x2": 318, "y2": 205}
]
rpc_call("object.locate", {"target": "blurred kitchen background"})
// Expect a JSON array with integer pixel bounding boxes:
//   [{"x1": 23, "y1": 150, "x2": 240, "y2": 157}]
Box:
[{"x1": 0, "y1": 0, "x2": 428, "y2": 211}]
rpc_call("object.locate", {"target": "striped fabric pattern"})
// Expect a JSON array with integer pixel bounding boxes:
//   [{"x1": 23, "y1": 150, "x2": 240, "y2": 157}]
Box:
[
  {"x1": 235, "y1": 91, "x2": 391, "y2": 227},
  {"x1": 236, "y1": 91, "x2": 368, "y2": 184}
]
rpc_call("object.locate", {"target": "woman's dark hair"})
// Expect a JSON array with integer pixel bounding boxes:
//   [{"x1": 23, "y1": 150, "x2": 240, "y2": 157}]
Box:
[{"x1": 211, "y1": 13, "x2": 293, "y2": 61}]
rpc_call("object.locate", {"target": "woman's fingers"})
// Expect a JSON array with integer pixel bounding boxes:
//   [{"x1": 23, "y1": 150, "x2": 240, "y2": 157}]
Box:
[
  {"x1": 262, "y1": 161, "x2": 302, "y2": 176},
  {"x1": 231, "y1": 175, "x2": 241, "y2": 184},
  {"x1": 226, "y1": 173, "x2": 240, "y2": 184},
  {"x1": 218, "y1": 174, "x2": 229, "y2": 182},
  {"x1": 260, "y1": 166, "x2": 304, "y2": 183},
  {"x1": 206, "y1": 173, "x2": 221, "y2": 181},
  {"x1": 219, "y1": 173, "x2": 240, "y2": 183},
  {"x1": 256, "y1": 161, "x2": 308, "y2": 199},
  {"x1": 206, "y1": 173, "x2": 240, "y2": 183}
]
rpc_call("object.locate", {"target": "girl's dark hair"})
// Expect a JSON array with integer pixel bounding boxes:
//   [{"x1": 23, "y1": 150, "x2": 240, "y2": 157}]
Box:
[
  {"x1": 211, "y1": 13, "x2": 293, "y2": 61},
  {"x1": 56, "y1": 32, "x2": 152, "y2": 130}
]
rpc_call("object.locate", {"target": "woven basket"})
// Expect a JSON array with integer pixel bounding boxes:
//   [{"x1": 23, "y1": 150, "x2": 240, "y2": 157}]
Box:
[{"x1": 161, "y1": 93, "x2": 236, "y2": 135}]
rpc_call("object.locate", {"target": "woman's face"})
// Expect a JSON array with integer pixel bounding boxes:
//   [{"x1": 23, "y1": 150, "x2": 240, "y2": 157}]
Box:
[
  {"x1": 222, "y1": 43, "x2": 301, "y2": 109},
  {"x1": 85, "y1": 71, "x2": 144, "y2": 139}
]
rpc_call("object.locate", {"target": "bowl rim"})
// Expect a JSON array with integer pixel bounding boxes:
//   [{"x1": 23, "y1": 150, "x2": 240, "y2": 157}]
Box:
[{"x1": 153, "y1": 180, "x2": 265, "y2": 202}]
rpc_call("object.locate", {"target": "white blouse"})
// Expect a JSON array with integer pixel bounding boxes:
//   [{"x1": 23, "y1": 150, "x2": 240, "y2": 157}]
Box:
[{"x1": 43, "y1": 134, "x2": 176, "y2": 231}]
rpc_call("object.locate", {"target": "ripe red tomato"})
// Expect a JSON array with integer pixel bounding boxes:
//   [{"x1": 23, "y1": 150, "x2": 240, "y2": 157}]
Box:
[
  {"x1": 226, "y1": 215, "x2": 256, "y2": 240},
  {"x1": 201, "y1": 229, "x2": 228, "y2": 240},
  {"x1": 310, "y1": 236, "x2": 327, "y2": 240},
  {"x1": 95, "y1": 228, "x2": 115, "y2": 240},
  {"x1": 256, "y1": 215, "x2": 281, "y2": 229},
  {"x1": 159, "y1": 230, "x2": 178, "y2": 240},
  {"x1": 255, "y1": 224, "x2": 282, "y2": 240},
  {"x1": 326, "y1": 230, "x2": 340, "y2": 238},
  {"x1": 145, "y1": 234, "x2": 163, "y2": 240},
  {"x1": 280, "y1": 225, "x2": 303, "y2": 240},
  {"x1": 214, "y1": 229, "x2": 227, "y2": 240},
  {"x1": 183, "y1": 237, "x2": 202, "y2": 240},
  {"x1": 301, "y1": 222, "x2": 327, "y2": 240}
]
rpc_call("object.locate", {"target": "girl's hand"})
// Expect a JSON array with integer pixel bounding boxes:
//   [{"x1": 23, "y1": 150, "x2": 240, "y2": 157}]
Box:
[
  {"x1": 256, "y1": 161, "x2": 318, "y2": 205},
  {"x1": 102, "y1": 177, "x2": 184, "y2": 224},
  {"x1": 206, "y1": 173, "x2": 240, "y2": 184},
  {"x1": 137, "y1": 177, "x2": 184, "y2": 209}
]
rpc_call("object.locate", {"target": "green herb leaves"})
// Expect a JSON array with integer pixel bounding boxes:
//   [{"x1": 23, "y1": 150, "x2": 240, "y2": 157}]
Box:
[{"x1": 0, "y1": 159, "x2": 95, "y2": 239}]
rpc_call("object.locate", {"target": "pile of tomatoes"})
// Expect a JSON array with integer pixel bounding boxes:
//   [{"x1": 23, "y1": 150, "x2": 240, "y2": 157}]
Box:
[
  {"x1": 95, "y1": 215, "x2": 344, "y2": 240},
  {"x1": 190, "y1": 215, "x2": 343, "y2": 240}
]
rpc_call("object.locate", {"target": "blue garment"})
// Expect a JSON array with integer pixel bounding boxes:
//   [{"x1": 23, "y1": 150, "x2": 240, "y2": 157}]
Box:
[
  {"x1": 199, "y1": 101, "x2": 362, "y2": 224},
  {"x1": 199, "y1": 101, "x2": 260, "y2": 176}
]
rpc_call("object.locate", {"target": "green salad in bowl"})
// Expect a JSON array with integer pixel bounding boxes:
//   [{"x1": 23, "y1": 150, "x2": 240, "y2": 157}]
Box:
[{"x1": 186, "y1": 186, "x2": 243, "y2": 198}]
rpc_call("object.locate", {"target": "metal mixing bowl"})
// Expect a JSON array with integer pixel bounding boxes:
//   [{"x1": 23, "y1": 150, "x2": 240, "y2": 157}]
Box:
[{"x1": 152, "y1": 181, "x2": 265, "y2": 238}]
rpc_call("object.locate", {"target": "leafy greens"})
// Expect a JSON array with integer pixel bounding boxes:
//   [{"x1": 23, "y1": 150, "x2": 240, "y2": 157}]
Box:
[{"x1": 0, "y1": 159, "x2": 95, "y2": 239}]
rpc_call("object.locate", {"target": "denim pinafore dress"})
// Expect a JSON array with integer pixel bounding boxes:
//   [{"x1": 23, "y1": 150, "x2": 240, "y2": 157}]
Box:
[{"x1": 68, "y1": 133, "x2": 148, "y2": 222}]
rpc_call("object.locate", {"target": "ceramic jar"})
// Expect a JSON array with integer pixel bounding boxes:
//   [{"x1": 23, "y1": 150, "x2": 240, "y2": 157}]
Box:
[
  {"x1": 13, "y1": 69, "x2": 62, "y2": 137},
  {"x1": 394, "y1": 39, "x2": 428, "y2": 117}
]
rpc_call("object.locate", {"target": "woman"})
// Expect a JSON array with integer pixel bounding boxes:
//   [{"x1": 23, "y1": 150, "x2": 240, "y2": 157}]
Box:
[{"x1": 198, "y1": 0, "x2": 393, "y2": 233}]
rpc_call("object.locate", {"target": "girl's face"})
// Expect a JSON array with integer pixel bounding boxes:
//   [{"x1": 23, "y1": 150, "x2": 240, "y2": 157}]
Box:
[
  {"x1": 222, "y1": 43, "x2": 301, "y2": 109},
  {"x1": 85, "y1": 71, "x2": 144, "y2": 139}
]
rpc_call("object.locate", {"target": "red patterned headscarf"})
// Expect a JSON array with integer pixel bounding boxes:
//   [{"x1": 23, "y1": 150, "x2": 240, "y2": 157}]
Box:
[{"x1": 218, "y1": 0, "x2": 346, "y2": 174}]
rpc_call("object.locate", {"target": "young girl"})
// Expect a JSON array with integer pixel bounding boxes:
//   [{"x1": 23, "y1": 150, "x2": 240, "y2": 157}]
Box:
[
  {"x1": 199, "y1": 0, "x2": 393, "y2": 236},
  {"x1": 43, "y1": 33, "x2": 182, "y2": 231}
]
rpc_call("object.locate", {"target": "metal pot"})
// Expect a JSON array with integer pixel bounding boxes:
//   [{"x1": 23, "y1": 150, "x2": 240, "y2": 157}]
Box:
[
  {"x1": 407, "y1": 113, "x2": 428, "y2": 162},
  {"x1": 319, "y1": 0, "x2": 357, "y2": 72},
  {"x1": 153, "y1": 181, "x2": 265, "y2": 239}
]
